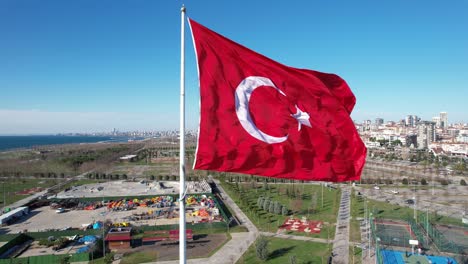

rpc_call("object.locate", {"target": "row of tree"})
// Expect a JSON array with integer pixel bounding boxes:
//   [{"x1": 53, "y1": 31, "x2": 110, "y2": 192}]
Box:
[{"x1": 257, "y1": 197, "x2": 288, "y2": 216}]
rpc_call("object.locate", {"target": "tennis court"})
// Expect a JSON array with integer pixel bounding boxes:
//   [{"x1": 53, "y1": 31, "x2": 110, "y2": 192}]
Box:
[
  {"x1": 381, "y1": 250, "x2": 458, "y2": 264},
  {"x1": 435, "y1": 225, "x2": 468, "y2": 253},
  {"x1": 374, "y1": 219, "x2": 416, "y2": 248}
]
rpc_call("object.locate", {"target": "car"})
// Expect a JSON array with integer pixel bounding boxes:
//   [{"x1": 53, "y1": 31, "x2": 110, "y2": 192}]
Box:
[
  {"x1": 55, "y1": 208, "x2": 65, "y2": 213},
  {"x1": 373, "y1": 186, "x2": 380, "y2": 190},
  {"x1": 391, "y1": 190, "x2": 399, "y2": 194},
  {"x1": 405, "y1": 199, "x2": 415, "y2": 205}
]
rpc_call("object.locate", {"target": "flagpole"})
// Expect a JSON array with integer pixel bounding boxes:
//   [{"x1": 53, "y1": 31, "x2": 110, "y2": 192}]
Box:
[{"x1": 179, "y1": 4, "x2": 187, "y2": 264}]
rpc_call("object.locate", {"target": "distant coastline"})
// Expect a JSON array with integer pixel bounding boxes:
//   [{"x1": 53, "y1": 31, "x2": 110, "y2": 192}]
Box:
[{"x1": 0, "y1": 135, "x2": 143, "y2": 152}]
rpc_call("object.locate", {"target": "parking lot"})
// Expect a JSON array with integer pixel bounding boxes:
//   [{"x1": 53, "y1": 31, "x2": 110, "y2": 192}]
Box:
[{"x1": 355, "y1": 185, "x2": 468, "y2": 219}]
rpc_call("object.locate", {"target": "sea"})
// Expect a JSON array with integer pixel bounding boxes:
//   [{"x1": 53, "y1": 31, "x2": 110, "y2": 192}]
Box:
[{"x1": 0, "y1": 135, "x2": 141, "y2": 152}]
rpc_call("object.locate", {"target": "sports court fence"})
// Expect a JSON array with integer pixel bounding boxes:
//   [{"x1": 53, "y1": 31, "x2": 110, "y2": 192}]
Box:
[{"x1": 418, "y1": 211, "x2": 467, "y2": 256}]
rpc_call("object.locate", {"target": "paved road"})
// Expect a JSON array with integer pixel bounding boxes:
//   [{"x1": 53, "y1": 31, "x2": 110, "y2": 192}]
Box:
[
  {"x1": 331, "y1": 187, "x2": 351, "y2": 264},
  {"x1": 151, "y1": 179, "x2": 258, "y2": 264}
]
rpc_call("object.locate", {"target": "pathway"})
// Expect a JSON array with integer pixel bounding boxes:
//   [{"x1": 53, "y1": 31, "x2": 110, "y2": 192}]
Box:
[{"x1": 331, "y1": 186, "x2": 351, "y2": 264}]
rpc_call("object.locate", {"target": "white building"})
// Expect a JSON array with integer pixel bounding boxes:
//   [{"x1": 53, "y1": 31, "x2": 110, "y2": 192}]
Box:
[
  {"x1": 432, "y1": 116, "x2": 441, "y2": 128},
  {"x1": 417, "y1": 121, "x2": 435, "y2": 149},
  {"x1": 440, "y1": 112, "x2": 448, "y2": 129}
]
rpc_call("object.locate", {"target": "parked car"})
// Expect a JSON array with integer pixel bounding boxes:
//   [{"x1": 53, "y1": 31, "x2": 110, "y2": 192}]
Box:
[
  {"x1": 391, "y1": 190, "x2": 399, "y2": 194},
  {"x1": 405, "y1": 199, "x2": 415, "y2": 205},
  {"x1": 373, "y1": 186, "x2": 380, "y2": 190}
]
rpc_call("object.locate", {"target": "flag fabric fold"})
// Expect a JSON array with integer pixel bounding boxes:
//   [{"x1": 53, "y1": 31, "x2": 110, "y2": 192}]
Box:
[{"x1": 189, "y1": 18, "x2": 366, "y2": 182}]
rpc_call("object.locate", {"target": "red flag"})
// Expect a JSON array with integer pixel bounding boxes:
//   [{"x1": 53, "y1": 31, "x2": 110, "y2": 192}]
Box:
[{"x1": 189, "y1": 19, "x2": 366, "y2": 182}]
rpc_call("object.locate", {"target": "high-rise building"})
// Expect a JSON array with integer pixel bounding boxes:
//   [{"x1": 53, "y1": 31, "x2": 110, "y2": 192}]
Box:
[
  {"x1": 417, "y1": 121, "x2": 435, "y2": 149},
  {"x1": 405, "y1": 115, "x2": 413, "y2": 127},
  {"x1": 432, "y1": 116, "x2": 441, "y2": 128},
  {"x1": 439, "y1": 112, "x2": 448, "y2": 128},
  {"x1": 405, "y1": 115, "x2": 420, "y2": 127},
  {"x1": 364, "y1": 120, "x2": 371, "y2": 131},
  {"x1": 375, "y1": 118, "x2": 384, "y2": 126}
]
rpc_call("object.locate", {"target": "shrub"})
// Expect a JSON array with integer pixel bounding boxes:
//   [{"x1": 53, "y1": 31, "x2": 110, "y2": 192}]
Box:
[{"x1": 255, "y1": 236, "x2": 269, "y2": 261}]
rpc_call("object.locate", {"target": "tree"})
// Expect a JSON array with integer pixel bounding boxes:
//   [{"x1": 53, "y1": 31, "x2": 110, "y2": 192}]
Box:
[
  {"x1": 421, "y1": 178, "x2": 428, "y2": 185},
  {"x1": 269, "y1": 202, "x2": 275, "y2": 214},
  {"x1": 255, "y1": 235, "x2": 269, "y2": 261},
  {"x1": 310, "y1": 193, "x2": 318, "y2": 215},
  {"x1": 461, "y1": 179, "x2": 467, "y2": 186},
  {"x1": 263, "y1": 199, "x2": 270, "y2": 211},
  {"x1": 291, "y1": 199, "x2": 302, "y2": 213},
  {"x1": 281, "y1": 206, "x2": 289, "y2": 216},
  {"x1": 274, "y1": 201, "x2": 282, "y2": 215},
  {"x1": 440, "y1": 179, "x2": 449, "y2": 185},
  {"x1": 104, "y1": 252, "x2": 114, "y2": 264},
  {"x1": 263, "y1": 181, "x2": 269, "y2": 191},
  {"x1": 289, "y1": 255, "x2": 297, "y2": 264},
  {"x1": 150, "y1": 175, "x2": 155, "y2": 181},
  {"x1": 402, "y1": 178, "x2": 409, "y2": 185},
  {"x1": 257, "y1": 197, "x2": 264, "y2": 209}
]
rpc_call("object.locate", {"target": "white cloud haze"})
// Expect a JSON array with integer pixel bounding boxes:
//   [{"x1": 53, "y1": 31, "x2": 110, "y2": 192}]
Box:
[{"x1": 0, "y1": 109, "x2": 180, "y2": 134}]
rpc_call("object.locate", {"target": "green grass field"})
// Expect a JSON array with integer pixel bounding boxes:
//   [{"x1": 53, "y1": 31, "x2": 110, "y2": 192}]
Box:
[
  {"x1": 237, "y1": 236, "x2": 331, "y2": 264},
  {"x1": 220, "y1": 181, "x2": 340, "y2": 238},
  {"x1": 349, "y1": 189, "x2": 363, "y2": 242},
  {"x1": 0, "y1": 178, "x2": 58, "y2": 207},
  {"x1": 120, "y1": 251, "x2": 158, "y2": 264},
  {"x1": 349, "y1": 246, "x2": 362, "y2": 264}
]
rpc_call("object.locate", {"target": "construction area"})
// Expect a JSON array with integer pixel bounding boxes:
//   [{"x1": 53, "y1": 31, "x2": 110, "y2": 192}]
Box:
[
  {"x1": 54, "y1": 180, "x2": 212, "y2": 198},
  {"x1": 3, "y1": 180, "x2": 224, "y2": 234}
]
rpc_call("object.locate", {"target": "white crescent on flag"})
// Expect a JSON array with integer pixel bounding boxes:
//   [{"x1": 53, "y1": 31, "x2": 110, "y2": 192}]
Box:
[{"x1": 235, "y1": 76, "x2": 289, "y2": 144}]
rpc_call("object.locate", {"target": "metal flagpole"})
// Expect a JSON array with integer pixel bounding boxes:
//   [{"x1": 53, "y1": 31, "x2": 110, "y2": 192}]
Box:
[{"x1": 179, "y1": 4, "x2": 187, "y2": 264}]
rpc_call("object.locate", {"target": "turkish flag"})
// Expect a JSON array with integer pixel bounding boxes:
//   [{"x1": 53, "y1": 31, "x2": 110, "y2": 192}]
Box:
[{"x1": 189, "y1": 19, "x2": 366, "y2": 182}]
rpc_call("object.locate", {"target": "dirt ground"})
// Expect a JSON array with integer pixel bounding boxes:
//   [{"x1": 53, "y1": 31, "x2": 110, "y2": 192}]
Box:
[
  {"x1": 17, "y1": 240, "x2": 81, "y2": 258},
  {"x1": 118, "y1": 233, "x2": 228, "y2": 262}
]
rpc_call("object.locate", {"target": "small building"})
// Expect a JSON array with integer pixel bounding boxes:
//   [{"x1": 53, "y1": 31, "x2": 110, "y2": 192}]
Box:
[
  {"x1": 0, "y1": 207, "x2": 29, "y2": 225},
  {"x1": 105, "y1": 227, "x2": 132, "y2": 250},
  {"x1": 119, "y1": 155, "x2": 137, "y2": 163}
]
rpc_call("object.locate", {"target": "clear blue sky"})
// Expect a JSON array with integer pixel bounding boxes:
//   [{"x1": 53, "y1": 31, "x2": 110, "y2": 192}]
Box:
[{"x1": 1, "y1": 0, "x2": 467, "y2": 134}]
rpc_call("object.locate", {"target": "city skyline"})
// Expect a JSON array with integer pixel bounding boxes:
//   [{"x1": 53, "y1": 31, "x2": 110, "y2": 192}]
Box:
[{"x1": 1, "y1": 0, "x2": 468, "y2": 134}]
